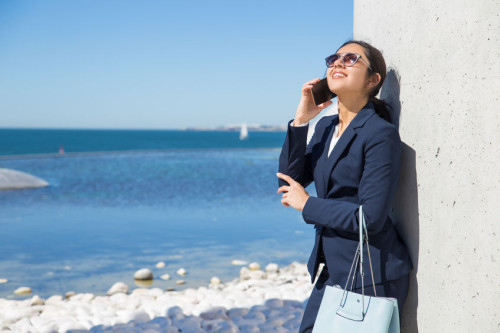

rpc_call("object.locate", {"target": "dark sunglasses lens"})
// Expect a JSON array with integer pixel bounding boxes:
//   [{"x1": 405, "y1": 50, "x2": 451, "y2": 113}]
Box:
[
  {"x1": 343, "y1": 53, "x2": 359, "y2": 66},
  {"x1": 326, "y1": 54, "x2": 339, "y2": 67}
]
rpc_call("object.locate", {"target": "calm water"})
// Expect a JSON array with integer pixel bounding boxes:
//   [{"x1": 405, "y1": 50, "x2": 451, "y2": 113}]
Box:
[{"x1": 0, "y1": 130, "x2": 314, "y2": 299}]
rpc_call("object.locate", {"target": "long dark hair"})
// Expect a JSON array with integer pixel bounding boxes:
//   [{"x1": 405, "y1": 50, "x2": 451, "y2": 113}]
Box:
[{"x1": 338, "y1": 40, "x2": 391, "y2": 123}]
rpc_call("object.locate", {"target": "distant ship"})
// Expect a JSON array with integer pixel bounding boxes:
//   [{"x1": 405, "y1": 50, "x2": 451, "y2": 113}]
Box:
[{"x1": 239, "y1": 123, "x2": 249, "y2": 140}]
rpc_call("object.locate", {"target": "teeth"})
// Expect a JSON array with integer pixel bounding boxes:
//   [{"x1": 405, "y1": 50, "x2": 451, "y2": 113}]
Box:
[{"x1": 333, "y1": 73, "x2": 346, "y2": 78}]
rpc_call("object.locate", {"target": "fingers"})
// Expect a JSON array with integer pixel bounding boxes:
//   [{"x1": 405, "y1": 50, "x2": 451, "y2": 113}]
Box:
[
  {"x1": 304, "y1": 78, "x2": 321, "y2": 86},
  {"x1": 301, "y1": 78, "x2": 321, "y2": 95},
  {"x1": 277, "y1": 185, "x2": 290, "y2": 194},
  {"x1": 281, "y1": 198, "x2": 290, "y2": 207},
  {"x1": 276, "y1": 172, "x2": 296, "y2": 185},
  {"x1": 318, "y1": 99, "x2": 333, "y2": 110}
]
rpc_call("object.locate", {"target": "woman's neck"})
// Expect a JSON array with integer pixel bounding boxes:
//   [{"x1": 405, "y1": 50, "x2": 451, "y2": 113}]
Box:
[{"x1": 336, "y1": 96, "x2": 369, "y2": 136}]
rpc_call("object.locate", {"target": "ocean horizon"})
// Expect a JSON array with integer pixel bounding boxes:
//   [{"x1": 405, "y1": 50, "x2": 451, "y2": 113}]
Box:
[{"x1": 0, "y1": 129, "x2": 315, "y2": 300}]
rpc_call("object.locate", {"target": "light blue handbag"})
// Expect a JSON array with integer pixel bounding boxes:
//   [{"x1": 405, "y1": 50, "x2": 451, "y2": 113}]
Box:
[{"x1": 312, "y1": 206, "x2": 400, "y2": 333}]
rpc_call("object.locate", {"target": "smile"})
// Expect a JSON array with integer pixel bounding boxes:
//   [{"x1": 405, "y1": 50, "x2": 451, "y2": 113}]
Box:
[{"x1": 333, "y1": 73, "x2": 346, "y2": 78}]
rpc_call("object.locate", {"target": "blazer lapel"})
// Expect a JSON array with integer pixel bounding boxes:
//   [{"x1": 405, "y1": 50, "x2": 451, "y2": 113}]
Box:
[
  {"x1": 320, "y1": 104, "x2": 377, "y2": 196},
  {"x1": 314, "y1": 116, "x2": 338, "y2": 198}
]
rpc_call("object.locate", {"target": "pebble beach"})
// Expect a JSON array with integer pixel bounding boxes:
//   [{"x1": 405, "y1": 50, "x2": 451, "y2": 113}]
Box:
[{"x1": 0, "y1": 262, "x2": 314, "y2": 333}]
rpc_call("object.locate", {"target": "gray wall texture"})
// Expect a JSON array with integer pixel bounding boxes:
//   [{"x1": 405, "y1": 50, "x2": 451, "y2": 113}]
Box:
[{"x1": 353, "y1": 0, "x2": 500, "y2": 331}]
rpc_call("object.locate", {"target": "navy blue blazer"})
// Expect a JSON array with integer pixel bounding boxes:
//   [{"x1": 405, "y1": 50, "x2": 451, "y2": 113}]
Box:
[{"x1": 279, "y1": 102, "x2": 412, "y2": 286}]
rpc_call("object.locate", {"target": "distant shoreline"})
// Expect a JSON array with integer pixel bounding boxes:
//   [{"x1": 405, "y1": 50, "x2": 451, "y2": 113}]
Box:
[{"x1": 0, "y1": 146, "x2": 283, "y2": 160}]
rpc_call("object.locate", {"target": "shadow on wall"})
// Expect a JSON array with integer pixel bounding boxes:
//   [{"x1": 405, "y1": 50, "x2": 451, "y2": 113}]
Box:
[{"x1": 383, "y1": 68, "x2": 420, "y2": 333}]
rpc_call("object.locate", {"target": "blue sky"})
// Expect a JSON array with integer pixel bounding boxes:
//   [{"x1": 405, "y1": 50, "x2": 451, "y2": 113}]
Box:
[{"x1": 0, "y1": 1, "x2": 353, "y2": 129}]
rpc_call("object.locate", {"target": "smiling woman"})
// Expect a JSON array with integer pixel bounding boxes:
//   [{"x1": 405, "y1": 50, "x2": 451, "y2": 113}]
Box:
[{"x1": 277, "y1": 40, "x2": 412, "y2": 333}]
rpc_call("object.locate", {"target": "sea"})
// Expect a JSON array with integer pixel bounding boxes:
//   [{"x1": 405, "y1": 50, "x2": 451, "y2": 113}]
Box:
[{"x1": 0, "y1": 129, "x2": 315, "y2": 300}]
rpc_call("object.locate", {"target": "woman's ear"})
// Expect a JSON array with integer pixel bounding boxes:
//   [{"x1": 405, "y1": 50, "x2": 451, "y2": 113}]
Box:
[{"x1": 367, "y1": 73, "x2": 381, "y2": 90}]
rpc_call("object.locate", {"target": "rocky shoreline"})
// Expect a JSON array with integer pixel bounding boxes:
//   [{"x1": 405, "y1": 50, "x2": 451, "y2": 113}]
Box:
[{"x1": 0, "y1": 262, "x2": 313, "y2": 332}]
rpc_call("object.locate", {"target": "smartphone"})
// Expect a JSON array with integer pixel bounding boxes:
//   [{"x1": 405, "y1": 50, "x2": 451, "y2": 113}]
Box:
[{"x1": 311, "y1": 78, "x2": 336, "y2": 106}]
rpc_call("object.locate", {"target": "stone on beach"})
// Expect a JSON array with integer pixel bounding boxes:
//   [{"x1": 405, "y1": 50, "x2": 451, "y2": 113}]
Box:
[
  {"x1": 65, "y1": 291, "x2": 76, "y2": 299},
  {"x1": 210, "y1": 276, "x2": 221, "y2": 285},
  {"x1": 176, "y1": 268, "x2": 187, "y2": 276},
  {"x1": 231, "y1": 259, "x2": 247, "y2": 266},
  {"x1": 176, "y1": 280, "x2": 186, "y2": 285},
  {"x1": 107, "y1": 282, "x2": 129, "y2": 295},
  {"x1": 156, "y1": 261, "x2": 166, "y2": 268},
  {"x1": 265, "y1": 263, "x2": 279, "y2": 273},
  {"x1": 0, "y1": 278, "x2": 8, "y2": 284},
  {"x1": 30, "y1": 295, "x2": 45, "y2": 306},
  {"x1": 134, "y1": 268, "x2": 154, "y2": 280},
  {"x1": 239, "y1": 267, "x2": 266, "y2": 281},
  {"x1": 249, "y1": 262, "x2": 261, "y2": 271},
  {"x1": 160, "y1": 273, "x2": 171, "y2": 280},
  {"x1": 14, "y1": 287, "x2": 32, "y2": 295}
]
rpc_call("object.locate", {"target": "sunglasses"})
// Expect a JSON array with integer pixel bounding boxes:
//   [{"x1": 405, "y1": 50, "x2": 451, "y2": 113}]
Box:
[{"x1": 325, "y1": 52, "x2": 371, "y2": 70}]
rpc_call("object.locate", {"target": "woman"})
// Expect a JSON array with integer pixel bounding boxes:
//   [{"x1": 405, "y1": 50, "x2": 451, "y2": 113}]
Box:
[{"x1": 277, "y1": 40, "x2": 412, "y2": 332}]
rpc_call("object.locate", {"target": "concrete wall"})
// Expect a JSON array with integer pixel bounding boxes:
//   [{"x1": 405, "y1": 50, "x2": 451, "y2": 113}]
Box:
[{"x1": 353, "y1": 0, "x2": 500, "y2": 331}]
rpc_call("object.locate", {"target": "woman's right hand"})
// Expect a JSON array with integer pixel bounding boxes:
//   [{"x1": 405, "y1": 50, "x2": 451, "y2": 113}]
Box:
[{"x1": 293, "y1": 78, "x2": 333, "y2": 126}]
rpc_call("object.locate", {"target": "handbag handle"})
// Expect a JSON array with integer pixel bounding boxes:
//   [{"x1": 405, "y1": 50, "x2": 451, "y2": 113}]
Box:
[
  {"x1": 359, "y1": 205, "x2": 377, "y2": 297},
  {"x1": 340, "y1": 205, "x2": 378, "y2": 316}
]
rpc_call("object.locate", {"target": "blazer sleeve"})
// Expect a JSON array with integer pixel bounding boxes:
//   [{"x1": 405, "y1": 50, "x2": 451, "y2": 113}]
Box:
[
  {"x1": 278, "y1": 120, "x2": 314, "y2": 188},
  {"x1": 301, "y1": 125, "x2": 401, "y2": 235}
]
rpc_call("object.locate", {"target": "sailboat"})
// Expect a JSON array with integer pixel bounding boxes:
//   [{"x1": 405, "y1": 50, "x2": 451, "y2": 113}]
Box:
[{"x1": 239, "y1": 123, "x2": 249, "y2": 140}]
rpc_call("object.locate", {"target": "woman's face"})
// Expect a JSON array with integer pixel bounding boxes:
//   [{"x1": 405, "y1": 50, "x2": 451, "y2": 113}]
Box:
[{"x1": 326, "y1": 43, "x2": 376, "y2": 98}]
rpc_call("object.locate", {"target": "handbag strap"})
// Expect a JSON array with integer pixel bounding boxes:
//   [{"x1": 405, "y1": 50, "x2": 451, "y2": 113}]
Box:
[
  {"x1": 359, "y1": 205, "x2": 377, "y2": 297},
  {"x1": 341, "y1": 205, "x2": 378, "y2": 314}
]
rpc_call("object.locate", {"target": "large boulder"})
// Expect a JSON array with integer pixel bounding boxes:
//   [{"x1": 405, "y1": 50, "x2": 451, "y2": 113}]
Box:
[{"x1": 0, "y1": 168, "x2": 49, "y2": 190}]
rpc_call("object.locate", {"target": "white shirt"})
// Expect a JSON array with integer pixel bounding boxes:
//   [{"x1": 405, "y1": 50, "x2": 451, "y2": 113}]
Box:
[
  {"x1": 292, "y1": 122, "x2": 340, "y2": 157},
  {"x1": 328, "y1": 124, "x2": 340, "y2": 157}
]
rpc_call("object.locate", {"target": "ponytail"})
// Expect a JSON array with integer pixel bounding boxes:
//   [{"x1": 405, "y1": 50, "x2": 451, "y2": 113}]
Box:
[{"x1": 370, "y1": 96, "x2": 391, "y2": 123}]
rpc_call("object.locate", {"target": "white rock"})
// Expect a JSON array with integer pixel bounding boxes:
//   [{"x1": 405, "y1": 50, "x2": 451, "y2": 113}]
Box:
[
  {"x1": 132, "y1": 310, "x2": 151, "y2": 323},
  {"x1": 71, "y1": 293, "x2": 94, "y2": 302},
  {"x1": 156, "y1": 261, "x2": 166, "y2": 268},
  {"x1": 134, "y1": 268, "x2": 154, "y2": 280},
  {"x1": 45, "y1": 295, "x2": 63, "y2": 304},
  {"x1": 161, "y1": 274, "x2": 171, "y2": 280},
  {"x1": 30, "y1": 295, "x2": 45, "y2": 306},
  {"x1": 249, "y1": 270, "x2": 266, "y2": 280},
  {"x1": 148, "y1": 287, "x2": 164, "y2": 297},
  {"x1": 29, "y1": 316, "x2": 58, "y2": 332},
  {"x1": 7, "y1": 317, "x2": 35, "y2": 332},
  {"x1": 14, "y1": 286, "x2": 32, "y2": 295},
  {"x1": 240, "y1": 267, "x2": 251, "y2": 280},
  {"x1": 107, "y1": 282, "x2": 129, "y2": 295},
  {"x1": 2, "y1": 307, "x2": 38, "y2": 325},
  {"x1": 0, "y1": 278, "x2": 8, "y2": 284},
  {"x1": 265, "y1": 298, "x2": 284, "y2": 308},
  {"x1": 176, "y1": 280, "x2": 186, "y2": 285},
  {"x1": 65, "y1": 291, "x2": 76, "y2": 299},
  {"x1": 249, "y1": 262, "x2": 261, "y2": 271},
  {"x1": 58, "y1": 319, "x2": 85, "y2": 332},
  {"x1": 232, "y1": 259, "x2": 248, "y2": 265},
  {"x1": 210, "y1": 276, "x2": 221, "y2": 284},
  {"x1": 265, "y1": 263, "x2": 279, "y2": 273},
  {"x1": 177, "y1": 268, "x2": 187, "y2": 276},
  {"x1": 167, "y1": 306, "x2": 184, "y2": 319}
]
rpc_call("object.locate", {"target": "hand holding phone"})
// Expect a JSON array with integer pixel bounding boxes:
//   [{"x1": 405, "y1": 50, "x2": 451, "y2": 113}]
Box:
[{"x1": 311, "y1": 78, "x2": 336, "y2": 106}]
